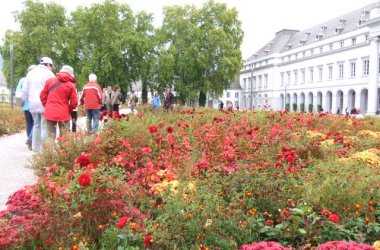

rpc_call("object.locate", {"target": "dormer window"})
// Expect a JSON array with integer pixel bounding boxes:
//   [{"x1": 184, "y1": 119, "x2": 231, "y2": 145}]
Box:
[
  {"x1": 316, "y1": 34, "x2": 324, "y2": 40},
  {"x1": 286, "y1": 44, "x2": 292, "y2": 50},
  {"x1": 252, "y1": 53, "x2": 258, "y2": 58},
  {"x1": 305, "y1": 32, "x2": 311, "y2": 37},
  {"x1": 335, "y1": 26, "x2": 343, "y2": 34},
  {"x1": 361, "y1": 10, "x2": 369, "y2": 17},
  {"x1": 299, "y1": 39, "x2": 306, "y2": 45},
  {"x1": 267, "y1": 42, "x2": 273, "y2": 48},
  {"x1": 320, "y1": 26, "x2": 327, "y2": 31},
  {"x1": 338, "y1": 19, "x2": 346, "y2": 25},
  {"x1": 264, "y1": 49, "x2": 270, "y2": 55},
  {"x1": 358, "y1": 19, "x2": 367, "y2": 26}
]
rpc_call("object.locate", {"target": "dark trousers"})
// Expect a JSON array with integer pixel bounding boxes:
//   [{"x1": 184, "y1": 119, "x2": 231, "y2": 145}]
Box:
[
  {"x1": 113, "y1": 104, "x2": 120, "y2": 113},
  {"x1": 71, "y1": 111, "x2": 78, "y2": 132},
  {"x1": 24, "y1": 110, "x2": 34, "y2": 143}
]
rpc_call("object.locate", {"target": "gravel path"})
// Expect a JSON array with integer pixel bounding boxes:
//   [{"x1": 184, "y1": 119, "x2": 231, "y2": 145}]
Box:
[{"x1": 0, "y1": 131, "x2": 35, "y2": 211}]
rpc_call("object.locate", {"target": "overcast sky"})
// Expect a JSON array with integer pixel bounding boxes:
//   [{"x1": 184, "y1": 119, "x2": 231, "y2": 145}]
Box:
[{"x1": 0, "y1": 0, "x2": 377, "y2": 59}]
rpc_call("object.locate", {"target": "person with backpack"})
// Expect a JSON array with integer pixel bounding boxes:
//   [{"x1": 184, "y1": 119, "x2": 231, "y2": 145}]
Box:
[
  {"x1": 15, "y1": 65, "x2": 36, "y2": 150},
  {"x1": 40, "y1": 65, "x2": 78, "y2": 139},
  {"x1": 111, "y1": 84, "x2": 122, "y2": 113}
]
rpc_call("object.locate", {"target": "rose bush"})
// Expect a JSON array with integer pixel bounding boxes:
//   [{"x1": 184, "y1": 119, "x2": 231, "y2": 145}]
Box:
[{"x1": 0, "y1": 109, "x2": 379, "y2": 249}]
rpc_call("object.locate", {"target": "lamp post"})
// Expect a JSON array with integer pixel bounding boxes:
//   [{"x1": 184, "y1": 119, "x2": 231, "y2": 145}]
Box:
[
  {"x1": 250, "y1": 68, "x2": 253, "y2": 109},
  {"x1": 10, "y1": 41, "x2": 14, "y2": 108}
]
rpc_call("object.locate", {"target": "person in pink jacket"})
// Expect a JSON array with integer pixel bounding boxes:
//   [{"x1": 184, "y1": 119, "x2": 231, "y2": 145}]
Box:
[
  {"x1": 40, "y1": 65, "x2": 78, "y2": 139},
  {"x1": 80, "y1": 74, "x2": 103, "y2": 133}
]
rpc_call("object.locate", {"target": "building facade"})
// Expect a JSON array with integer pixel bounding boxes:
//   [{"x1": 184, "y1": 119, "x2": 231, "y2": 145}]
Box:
[{"x1": 238, "y1": 2, "x2": 380, "y2": 114}]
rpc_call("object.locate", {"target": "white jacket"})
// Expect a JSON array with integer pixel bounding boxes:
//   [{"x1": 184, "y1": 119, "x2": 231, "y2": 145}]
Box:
[{"x1": 22, "y1": 65, "x2": 55, "y2": 113}]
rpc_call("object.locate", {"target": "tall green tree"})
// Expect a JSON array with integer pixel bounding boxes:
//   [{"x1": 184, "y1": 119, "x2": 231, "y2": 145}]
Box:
[
  {"x1": 158, "y1": 0, "x2": 243, "y2": 106},
  {"x1": 1, "y1": 0, "x2": 67, "y2": 87}
]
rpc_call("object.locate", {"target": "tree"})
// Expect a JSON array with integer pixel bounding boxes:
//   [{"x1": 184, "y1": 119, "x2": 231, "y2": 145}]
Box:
[
  {"x1": 1, "y1": 0, "x2": 66, "y2": 87},
  {"x1": 157, "y1": 0, "x2": 243, "y2": 106}
]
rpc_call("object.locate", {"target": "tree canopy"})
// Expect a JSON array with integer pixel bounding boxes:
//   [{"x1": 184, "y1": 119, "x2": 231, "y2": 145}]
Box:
[{"x1": 1, "y1": 0, "x2": 243, "y2": 105}]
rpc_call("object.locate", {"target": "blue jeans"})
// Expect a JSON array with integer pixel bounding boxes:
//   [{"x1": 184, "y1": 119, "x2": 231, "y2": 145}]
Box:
[
  {"x1": 86, "y1": 109, "x2": 100, "y2": 133},
  {"x1": 31, "y1": 112, "x2": 47, "y2": 152},
  {"x1": 24, "y1": 110, "x2": 33, "y2": 143}
]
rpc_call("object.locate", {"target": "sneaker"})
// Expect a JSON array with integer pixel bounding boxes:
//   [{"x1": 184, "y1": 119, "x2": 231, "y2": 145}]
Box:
[{"x1": 26, "y1": 140, "x2": 32, "y2": 151}]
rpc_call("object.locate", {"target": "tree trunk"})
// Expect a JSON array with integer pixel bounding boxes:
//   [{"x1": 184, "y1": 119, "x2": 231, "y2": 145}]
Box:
[
  {"x1": 198, "y1": 90, "x2": 206, "y2": 107},
  {"x1": 142, "y1": 80, "x2": 148, "y2": 104}
]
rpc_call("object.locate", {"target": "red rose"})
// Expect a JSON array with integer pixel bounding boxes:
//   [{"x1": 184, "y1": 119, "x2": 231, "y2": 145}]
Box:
[
  {"x1": 144, "y1": 234, "x2": 153, "y2": 248},
  {"x1": 149, "y1": 126, "x2": 158, "y2": 133},
  {"x1": 328, "y1": 213, "x2": 340, "y2": 223},
  {"x1": 116, "y1": 216, "x2": 129, "y2": 228},
  {"x1": 78, "y1": 173, "x2": 91, "y2": 187},
  {"x1": 166, "y1": 126, "x2": 174, "y2": 133},
  {"x1": 75, "y1": 155, "x2": 91, "y2": 167}
]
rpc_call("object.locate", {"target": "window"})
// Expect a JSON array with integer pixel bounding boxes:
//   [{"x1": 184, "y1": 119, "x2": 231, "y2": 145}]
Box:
[
  {"x1": 243, "y1": 78, "x2": 246, "y2": 90},
  {"x1": 264, "y1": 74, "x2": 268, "y2": 88},
  {"x1": 352, "y1": 38, "x2": 356, "y2": 45},
  {"x1": 350, "y1": 61, "x2": 356, "y2": 77},
  {"x1": 287, "y1": 71, "x2": 291, "y2": 85},
  {"x1": 281, "y1": 73, "x2": 284, "y2": 86},
  {"x1": 293, "y1": 70, "x2": 298, "y2": 84},
  {"x1": 319, "y1": 47, "x2": 323, "y2": 53},
  {"x1": 328, "y1": 65, "x2": 333, "y2": 80},
  {"x1": 363, "y1": 59, "x2": 369, "y2": 76},
  {"x1": 338, "y1": 63, "x2": 344, "y2": 79},
  {"x1": 310, "y1": 49, "x2": 314, "y2": 55},
  {"x1": 329, "y1": 44, "x2": 333, "y2": 51},
  {"x1": 318, "y1": 66, "x2": 323, "y2": 81},
  {"x1": 235, "y1": 92, "x2": 239, "y2": 98},
  {"x1": 258, "y1": 76, "x2": 262, "y2": 89},
  {"x1": 302, "y1": 51, "x2": 306, "y2": 57},
  {"x1": 253, "y1": 76, "x2": 256, "y2": 89},
  {"x1": 309, "y1": 68, "x2": 314, "y2": 82},
  {"x1": 301, "y1": 69, "x2": 306, "y2": 83},
  {"x1": 227, "y1": 92, "x2": 230, "y2": 98},
  {"x1": 340, "y1": 41, "x2": 344, "y2": 48}
]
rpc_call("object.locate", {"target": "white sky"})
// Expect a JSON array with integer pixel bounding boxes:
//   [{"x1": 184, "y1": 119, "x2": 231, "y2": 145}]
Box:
[{"x1": 0, "y1": 0, "x2": 377, "y2": 59}]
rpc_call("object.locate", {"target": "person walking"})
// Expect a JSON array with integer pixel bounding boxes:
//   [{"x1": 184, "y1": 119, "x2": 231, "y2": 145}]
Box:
[
  {"x1": 22, "y1": 56, "x2": 55, "y2": 152},
  {"x1": 152, "y1": 91, "x2": 161, "y2": 113},
  {"x1": 80, "y1": 74, "x2": 103, "y2": 134},
  {"x1": 129, "y1": 90, "x2": 138, "y2": 114},
  {"x1": 111, "y1": 85, "x2": 122, "y2": 113},
  {"x1": 164, "y1": 88, "x2": 175, "y2": 111},
  {"x1": 15, "y1": 65, "x2": 36, "y2": 150},
  {"x1": 104, "y1": 85, "x2": 113, "y2": 115},
  {"x1": 40, "y1": 65, "x2": 78, "y2": 139}
]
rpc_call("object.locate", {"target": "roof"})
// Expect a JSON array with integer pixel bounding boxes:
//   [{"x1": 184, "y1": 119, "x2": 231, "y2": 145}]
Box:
[{"x1": 246, "y1": 2, "x2": 378, "y2": 61}]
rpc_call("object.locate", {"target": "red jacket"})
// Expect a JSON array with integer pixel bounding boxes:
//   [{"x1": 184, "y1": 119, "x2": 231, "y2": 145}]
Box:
[
  {"x1": 40, "y1": 72, "x2": 78, "y2": 121},
  {"x1": 80, "y1": 81, "x2": 103, "y2": 110}
]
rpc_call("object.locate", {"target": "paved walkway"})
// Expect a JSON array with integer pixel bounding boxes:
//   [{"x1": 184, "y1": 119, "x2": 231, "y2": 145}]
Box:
[
  {"x1": 0, "y1": 109, "x2": 134, "y2": 211},
  {"x1": 0, "y1": 131, "x2": 35, "y2": 211}
]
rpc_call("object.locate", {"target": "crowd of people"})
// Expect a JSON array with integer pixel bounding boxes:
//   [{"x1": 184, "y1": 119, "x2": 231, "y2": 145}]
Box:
[{"x1": 15, "y1": 56, "x2": 177, "y2": 152}]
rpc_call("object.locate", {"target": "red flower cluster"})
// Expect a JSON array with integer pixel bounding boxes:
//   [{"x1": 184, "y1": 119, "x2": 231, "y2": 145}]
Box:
[
  {"x1": 75, "y1": 155, "x2": 91, "y2": 167},
  {"x1": 316, "y1": 241, "x2": 373, "y2": 250},
  {"x1": 321, "y1": 209, "x2": 340, "y2": 223},
  {"x1": 240, "y1": 241, "x2": 292, "y2": 250},
  {"x1": 116, "y1": 216, "x2": 129, "y2": 228},
  {"x1": 166, "y1": 126, "x2": 174, "y2": 133},
  {"x1": 149, "y1": 125, "x2": 158, "y2": 133},
  {"x1": 144, "y1": 234, "x2": 153, "y2": 248},
  {"x1": 78, "y1": 173, "x2": 91, "y2": 187}
]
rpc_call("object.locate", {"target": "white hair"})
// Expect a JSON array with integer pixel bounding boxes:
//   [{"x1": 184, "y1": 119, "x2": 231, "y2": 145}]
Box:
[
  {"x1": 60, "y1": 65, "x2": 74, "y2": 77},
  {"x1": 89, "y1": 73, "x2": 97, "y2": 82}
]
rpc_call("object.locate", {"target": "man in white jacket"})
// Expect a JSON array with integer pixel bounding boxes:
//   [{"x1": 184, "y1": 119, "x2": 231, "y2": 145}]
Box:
[{"x1": 22, "y1": 57, "x2": 55, "y2": 152}]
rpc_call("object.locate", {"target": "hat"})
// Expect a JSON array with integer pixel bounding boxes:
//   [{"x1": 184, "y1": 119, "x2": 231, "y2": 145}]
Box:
[
  {"x1": 60, "y1": 65, "x2": 74, "y2": 77},
  {"x1": 40, "y1": 57, "x2": 54, "y2": 66},
  {"x1": 89, "y1": 73, "x2": 97, "y2": 82},
  {"x1": 27, "y1": 65, "x2": 37, "y2": 72}
]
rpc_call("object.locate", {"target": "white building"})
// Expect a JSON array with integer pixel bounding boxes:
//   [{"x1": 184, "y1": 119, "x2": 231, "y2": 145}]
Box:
[{"x1": 238, "y1": 2, "x2": 380, "y2": 114}]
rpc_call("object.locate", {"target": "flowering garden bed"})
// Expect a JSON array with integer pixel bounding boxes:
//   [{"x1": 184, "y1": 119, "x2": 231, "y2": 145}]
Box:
[
  {"x1": 0, "y1": 103, "x2": 25, "y2": 136},
  {"x1": 0, "y1": 109, "x2": 379, "y2": 249}
]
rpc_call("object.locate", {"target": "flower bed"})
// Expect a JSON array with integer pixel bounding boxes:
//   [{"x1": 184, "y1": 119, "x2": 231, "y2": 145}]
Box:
[
  {"x1": 0, "y1": 103, "x2": 25, "y2": 136},
  {"x1": 0, "y1": 109, "x2": 379, "y2": 249}
]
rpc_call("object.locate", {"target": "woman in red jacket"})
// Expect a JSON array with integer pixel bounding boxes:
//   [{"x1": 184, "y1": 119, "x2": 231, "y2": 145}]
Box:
[{"x1": 40, "y1": 65, "x2": 78, "y2": 139}]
